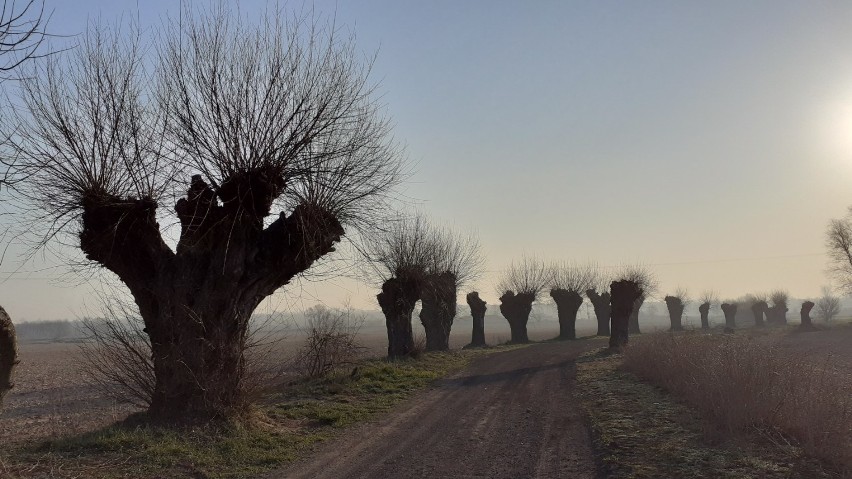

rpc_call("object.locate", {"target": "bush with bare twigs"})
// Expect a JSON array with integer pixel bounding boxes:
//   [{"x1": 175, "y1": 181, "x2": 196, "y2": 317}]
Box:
[
  {"x1": 496, "y1": 256, "x2": 549, "y2": 343},
  {"x1": 816, "y1": 286, "x2": 841, "y2": 323},
  {"x1": 294, "y1": 305, "x2": 366, "y2": 379},
  {"x1": 549, "y1": 261, "x2": 597, "y2": 340},
  {"x1": 624, "y1": 333, "x2": 852, "y2": 474}
]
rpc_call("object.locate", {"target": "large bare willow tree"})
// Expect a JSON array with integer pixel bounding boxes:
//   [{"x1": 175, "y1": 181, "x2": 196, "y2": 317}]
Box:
[{"x1": 7, "y1": 7, "x2": 403, "y2": 423}]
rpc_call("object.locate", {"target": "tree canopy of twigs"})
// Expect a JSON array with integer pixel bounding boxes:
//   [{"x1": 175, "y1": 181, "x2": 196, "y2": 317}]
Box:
[
  {"x1": 826, "y1": 207, "x2": 852, "y2": 295},
  {"x1": 496, "y1": 255, "x2": 549, "y2": 298},
  {"x1": 5, "y1": 4, "x2": 405, "y2": 423},
  {"x1": 770, "y1": 289, "x2": 789, "y2": 307},
  {"x1": 699, "y1": 290, "x2": 718, "y2": 307},
  {"x1": 1, "y1": 0, "x2": 48, "y2": 78},
  {"x1": 364, "y1": 213, "x2": 483, "y2": 287},
  {"x1": 615, "y1": 263, "x2": 659, "y2": 299},
  {"x1": 549, "y1": 261, "x2": 598, "y2": 293}
]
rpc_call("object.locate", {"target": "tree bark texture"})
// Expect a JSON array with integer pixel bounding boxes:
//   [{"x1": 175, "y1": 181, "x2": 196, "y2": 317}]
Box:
[
  {"x1": 751, "y1": 301, "x2": 768, "y2": 328},
  {"x1": 79, "y1": 174, "x2": 343, "y2": 423},
  {"x1": 466, "y1": 292, "x2": 487, "y2": 348},
  {"x1": 699, "y1": 302, "x2": 710, "y2": 329},
  {"x1": 610, "y1": 280, "x2": 642, "y2": 349},
  {"x1": 628, "y1": 296, "x2": 645, "y2": 334},
  {"x1": 800, "y1": 301, "x2": 815, "y2": 330},
  {"x1": 499, "y1": 291, "x2": 535, "y2": 343},
  {"x1": 721, "y1": 303, "x2": 738, "y2": 332},
  {"x1": 550, "y1": 289, "x2": 583, "y2": 340},
  {"x1": 378, "y1": 276, "x2": 419, "y2": 359},
  {"x1": 586, "y1": 289, "x2": 611, "y2": 336},
  {"x1": 0, "y1": 306, "x2": 17, "y2": 410},
  {"x1": 419, "y1": 272, "x2": 458, "y2": 352},
  {"x1": 664, "y1": 296, "x2": 685, "y2": 331}
]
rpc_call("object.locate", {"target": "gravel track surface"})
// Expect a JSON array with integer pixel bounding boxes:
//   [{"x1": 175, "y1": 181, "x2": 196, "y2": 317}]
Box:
[{"x1": 272, "y1": 339, "x2": 604, "y2": 479}]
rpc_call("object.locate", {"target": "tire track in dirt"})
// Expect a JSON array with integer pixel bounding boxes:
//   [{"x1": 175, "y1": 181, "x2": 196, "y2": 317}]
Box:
[{"x1": 270, "y1": 339, "x2": 603, "y2": 479}]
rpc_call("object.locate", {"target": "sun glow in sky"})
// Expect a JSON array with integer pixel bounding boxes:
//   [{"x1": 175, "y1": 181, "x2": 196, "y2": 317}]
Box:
[{"x1": 3, "y1": 1, "x2": 852, "y2": 320}]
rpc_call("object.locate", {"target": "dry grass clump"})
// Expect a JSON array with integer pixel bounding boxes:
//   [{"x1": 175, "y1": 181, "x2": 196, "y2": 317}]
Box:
[{"x1": 623, "y1": 332, "x2": 852, "y2": 475}]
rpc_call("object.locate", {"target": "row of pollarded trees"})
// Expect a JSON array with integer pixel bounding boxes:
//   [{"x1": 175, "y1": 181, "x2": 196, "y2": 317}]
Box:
[
  {"x1": 491, "y1": 259, "x2": 659, "y2": 347},
  {"x1": 660, "y1": 288, "x2": 840, "y2": 332}
]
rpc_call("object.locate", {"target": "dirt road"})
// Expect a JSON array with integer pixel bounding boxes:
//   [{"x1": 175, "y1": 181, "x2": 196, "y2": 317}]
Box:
[{"x1": 272, "y1": 339, "x2": 603, "y2": 479}]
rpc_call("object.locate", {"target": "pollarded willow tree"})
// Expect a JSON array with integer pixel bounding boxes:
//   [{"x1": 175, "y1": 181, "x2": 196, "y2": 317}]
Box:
[
  {"x1": 767, "y1": 290, "x2": 789, "y2": 326},
  {"x1": 664, "y1": 288, "x2": 689, "y2": 331},
  {"x1": 744, "y1": 293, "x2": 768, "y2": 328},
  {"x1": 497, "y1": 256, "x2": 549, "y2": 343},
  {"x1": 366, "y1": 215, "x2": 482, "y2": 357},
  {"x1": 549, "y1": 261, "x2": 597, "y2": 340},
  {"x1": 721, "y1": 302, "x2": 738, "y2": 331},
  {"x1": 465, "y1": 292, "x2": 487, "y2": 348},
  {"x1": 418, "y1": 224, "x2": 482, "y2": 352},
  {"x1": 698, "y1": 290, "x2": 718, "y2": 330},
  {"x1": 618, "y1": 264, "x2": 658, "y2": 334},
  {"x1": 7, "y1": 8, "x2": 403, "y2": 423},
  {"x1": 586, "y1": 276, "x2": 612, "y2": 336},
  {"x1": 609, "y1": 279, "x2": 642, "y2": 348}
]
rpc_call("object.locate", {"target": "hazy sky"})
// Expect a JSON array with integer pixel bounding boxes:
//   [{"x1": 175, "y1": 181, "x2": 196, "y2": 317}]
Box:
[{"x1": 2, "y1": 0, "x2": 852, "y2": 320}]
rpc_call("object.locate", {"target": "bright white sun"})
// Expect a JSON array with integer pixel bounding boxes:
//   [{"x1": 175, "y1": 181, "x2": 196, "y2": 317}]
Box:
[{"x1": 819, "y1": 95, "x2": 852, "y2": 162}]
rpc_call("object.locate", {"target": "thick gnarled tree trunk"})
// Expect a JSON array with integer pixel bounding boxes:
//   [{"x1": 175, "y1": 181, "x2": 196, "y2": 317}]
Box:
[
  {"x1": 751, "y1": 301, "x2": 767, "y2": 327},
  {"x1": 699, "y1": 302, "x2": 710, "y2": 329},
  {"x1": 378, "y1": 277, "x2": 419, "y2": 359},
  {"x1": 586, "y1": 289, "x2": 611, "y2": 336},
  {"x1": 551, "y1": 289, "x2": 584, "y2": 340},
  {"x1": 800, "y1": 301, "x2": 816, "y2": 331},
  {"x1": 80, "y1": 175, "x2": 343, "y2": 423},
  {"x1": 419, "y1": 272, "x2": 458, "y2": 352},
  {"x1": 466, "y1": 292, "x2": 487, "y2": 348},
  {"x1": 610, "y1": 281, "x2": 642, "y2": 348},
  {"x1": 0, "y1": 306, "x2": 17, "y2": 410},
  {"x1": 665, "y1": 296, "x2": 685, "y2": 331},
  {"x1": 766, "y1": 304, "x2": 788, "y2": 326},
  {"x1": 628, "y1": 296, "x2": 644, "y2": 334},
  {"x1": 499, "y1": 291, "x2": 535, "y2": 343},
  {"x1": 721, "y1": 303, "x2": 737, "y2": 332}
]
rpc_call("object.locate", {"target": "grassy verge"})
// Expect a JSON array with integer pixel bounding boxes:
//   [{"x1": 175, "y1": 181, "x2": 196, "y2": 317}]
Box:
[
  {"x1": 0, "y1": 345, "x2": 522, "y2": 479},
  {"x1": 575, "y1": 348, "x2": 839, "y2": 479}
]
